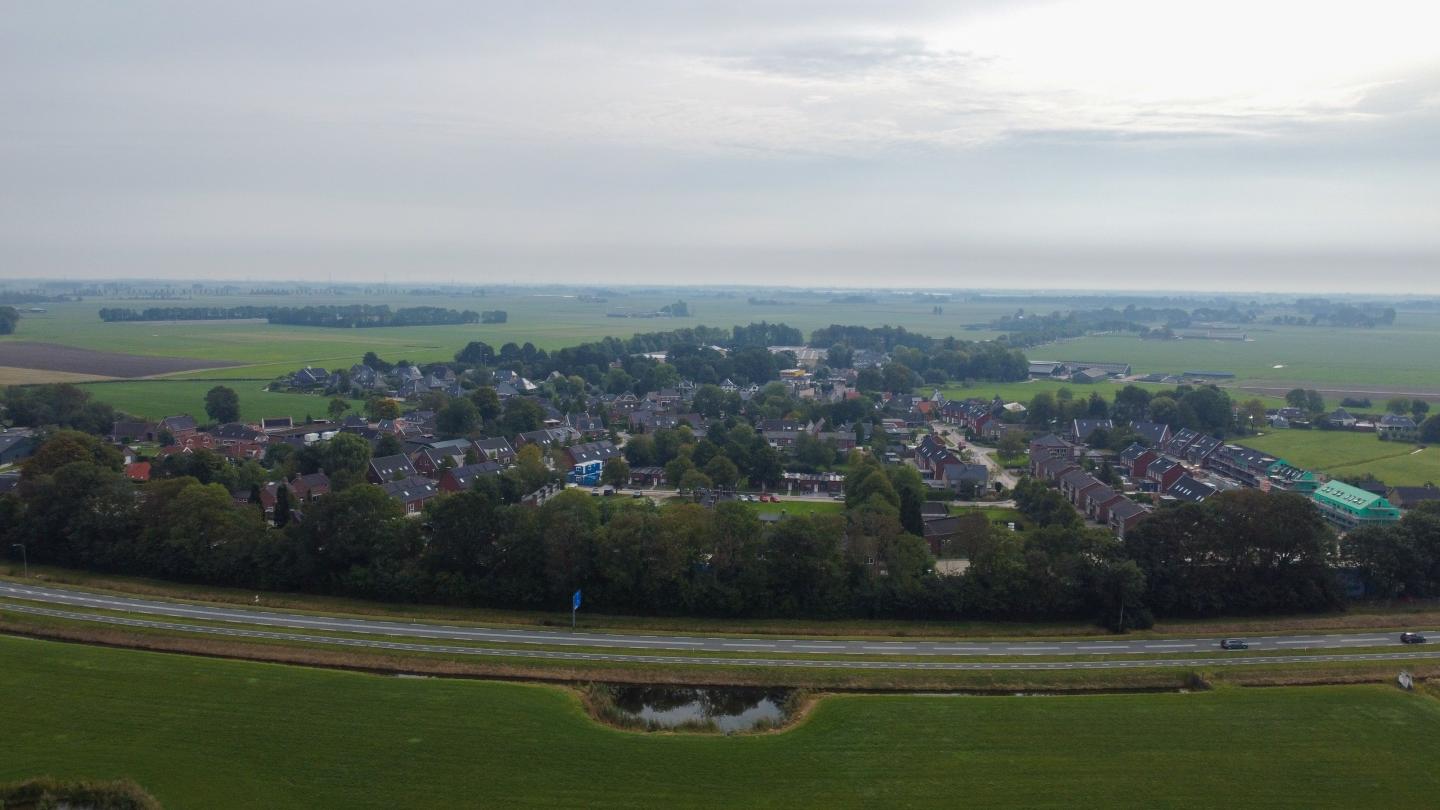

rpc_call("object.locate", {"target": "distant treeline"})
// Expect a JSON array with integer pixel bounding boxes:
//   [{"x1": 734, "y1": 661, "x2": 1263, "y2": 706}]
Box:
[
  {"x1": 100, "y1": 305, "x2": 481, "y2": 327},
  {"x1": 0, "y1": 306, "x2": 18, "y2": 335},
  {"x1": 100, "y1": 306, "x2": 276, "y2": 322}
]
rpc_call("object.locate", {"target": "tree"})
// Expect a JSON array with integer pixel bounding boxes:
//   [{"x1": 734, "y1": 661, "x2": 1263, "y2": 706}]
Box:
[
  {"x1": 454, "y1": 340, "x2": 495, "y2": 366},
  {"x1": 997, "y1": 430, "x2": 1028, "y2": 458},
  {"x1": 326, "y1": 398, "x2": 351, "y2": 421},
  {"x1": 500, "y1": 398, "x2": 545, "y2": 437},
  {"x1": 1422, "y1": 414, "x2": 1440, "y2": 444},
  {"x1": 204, "y1": 385, "x2": 240, "y2": 423},
  {"x1": 826, "y1": 343, "x2": 853, "y2": 369},
  {"x1": 602, "y1": 457, "x2": 631, "y2": 489},
  {"x1": 1285, "y1": 388, "x2": 1309, "y2": 410},
  {"x1": 1387, "y1": 397, "x2": 1412, "y2": 415},
  {"x1": 1305, "y1": 389, "x2": 1325, "y2": 414},
  {"x1": 469, "y1": 387, "x2": 501, "y2": 421},
  {"x1": 1413, "y1": 400, "x2": 1431, "y2": 422},
  {"x1": 365, "y1": 396, "x2": 401, "y2": 420},
  {"x1": 437, "y1": 397, "x2": 481, "y2": 437},
  {"x1": 703, "y1": 456, "x2": 740, "y2": 489},
  {"x1": 679, "y1": 469, "x2": 713, "y2": 493},
  {"x1": 273, "y1": 484, "x2": 292, "y2": 528}
]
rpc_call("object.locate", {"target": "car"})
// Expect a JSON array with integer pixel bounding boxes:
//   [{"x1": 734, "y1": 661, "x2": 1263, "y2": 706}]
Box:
[
  {"x1": 1219, "y1": 639, "x2": 1249, "y2": 650},
  {"x1": 1401, "y1": 632, "x2": 1428, "y2": 644},
  {"x1": 762, "y1": 494, "x2": 778, "y2": 503},
  {"x1": 631, "y1": 491, "x2": 645, "y2": 499}
]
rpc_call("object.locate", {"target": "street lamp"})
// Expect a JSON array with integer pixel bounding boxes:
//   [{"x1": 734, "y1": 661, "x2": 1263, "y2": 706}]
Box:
[{"x1": 9, "y1": 543, "x2": 26, "y2": 578}]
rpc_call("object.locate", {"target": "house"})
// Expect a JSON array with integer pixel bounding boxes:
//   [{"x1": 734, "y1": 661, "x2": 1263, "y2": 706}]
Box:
[
  {"x1": 382, "y1": 475, "x2": 440, "y2": 514},
  {"x1": 1144, "y1": 457, "x2": 1186, "y2": 492},
  {"x1": 292, "y1": 366, "x2": 329, "y2": 388},
  {"x1": 1070, "y1": 367, "x2": 1109, "y2": 384},
  {"x1": 915, "y1": 434, "x2": 961, "y2": 475},
  {"x1": 781, "y1": 471, "x2": 846, "y2": 494},
  {"x1": 1083, "y1": 485, "x2": 1127, "y2": 523},
  {"x1": 1029, "y1": 434, "x2": 1075, "y2": 462},
  {"x1": 1058, "y1": 469, "x2": 1101, "y2": 505},
  {"x1": 1071, "y1": 419, "x2": 1114, "y2": 445},
  {"x1": 1378, "y1": 414, "x2": 1419, "y2": 442},
  {"x1": 1204, "y1": 444, "x2": 1280, "y2": 487},
  {"x1": 111, "y1": 420, "x2": 157, "y2": 444},
  {"x1": 568, "y1": 413, "x2": 608, "y2": 439},
  {"x1": 1261, "y1": 461, "x2": 1320, "y2": 494},
  {"x1": 938, "y1": 463, "x2": 989, "y2": 494},
  {"x1": 1166, "y1": 474, "x2": 1216, "y2": 503},
  {"x1": 157, "y1": 415, "x2": 198, "y2": 438},
  {"x1": 922, "y1": 516, "x2": 963, "y2": 555},
  {"x1": 1326, "y1": 408, "x2": 1357, "y2": 429},
  {"x1": 210, "y1": 423, "x2": 268, "y2": 446},
  {"x1": 1388, "y1": 485, "x2": 1440, "y2": 510},
  {"x1": 124, "y1": 461, "x2": 152, "y2": 482},
  {"x1": 0, "y1": 429, "x2": 38, "y2": 466},
  {"x1": 515, "y1": 427, "x2": 578, "y2": 449},
  {"x1": 288, "y1": 473, "x2": 331, "y2": 502},
  {"x1": 1033, "y1": 455, "x2": 1079, "y2": 483},
  {"x1": 1129, "y1": 421, "x2": 1171, "y2": 448},
  {"x1": 472, "y1": 437, "x2": 516, "y2": 465},
  {"x1": 560, "y1": 440, "x2": 622, "y2": 469},
  {"x1": 1118, "y1": 443, "x2": 1157, "y2": 478},
  {"x1": 629, "y1": 466, "x2": 666, "y2": 486},
  {"x1": 368, "y1": 454, "x2": 418, "y2": 484},
  {"x1": 410, "y1": 438, "x2": 475, "y2": 477},
  {"x1": 1107, "y1": 499, "x2": 1150, "y2": 539},
  {"x1": 1163, "y1": 427, "x2": 1201, "y2": 457},
  {"x1": 439, "y1": 462, "x2": 505, "y2": 492},
  {"x1": 1310, "y1": 480, "x2": 1401, "y2": 532}
]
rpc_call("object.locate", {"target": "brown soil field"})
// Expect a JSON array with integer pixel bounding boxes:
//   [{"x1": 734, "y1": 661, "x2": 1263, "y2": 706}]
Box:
[
  {"x1": 0, "y1": 342, "x2": 240, "y2": 378},
  {"x1": 0, "y1": 365, "x2": 114, "y2": 385}
]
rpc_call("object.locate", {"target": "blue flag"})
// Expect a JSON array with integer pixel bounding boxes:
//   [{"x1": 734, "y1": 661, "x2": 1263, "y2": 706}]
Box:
[{"x1": 572, "y1": 589, "x2": 582, "y2": 611}]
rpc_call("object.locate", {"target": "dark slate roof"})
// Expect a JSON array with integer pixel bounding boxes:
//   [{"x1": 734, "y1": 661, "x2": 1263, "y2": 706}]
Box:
[
  {"x1": 444, "y1": 462, "x2": 505, "y2": 488},
  {"x1": 382, "y1": 475, "x2": 439, "y2": 502},
  {"x1": 1167, "y1": 474, "x2": 1216, "y2": 502},
  {"x1": 1129, "y1": 421, "x2": 1169, "y2": 447},
  {"x1": 1072, "y1": 419, "x2": 1114, "y2": 441},
  {"x1": 1108, "y1": 499, "x2": 1148, "y2": 520},
  {"x1": 369, "y1": 454, "x2": 417, "y2": 480}
]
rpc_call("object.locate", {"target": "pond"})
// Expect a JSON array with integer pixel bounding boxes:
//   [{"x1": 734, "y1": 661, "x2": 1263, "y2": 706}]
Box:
[{"x1": 606, "y1": 686, "x2": 791, "y2": 732}]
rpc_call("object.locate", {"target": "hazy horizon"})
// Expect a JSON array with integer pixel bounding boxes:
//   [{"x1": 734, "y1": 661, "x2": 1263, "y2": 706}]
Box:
[{"x1": 3, "y1": 1, "x2": 1438, "y2": 292}]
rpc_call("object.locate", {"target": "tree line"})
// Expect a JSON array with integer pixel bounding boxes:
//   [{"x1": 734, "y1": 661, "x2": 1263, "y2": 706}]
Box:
[
  {"x1": 99, "y1": 305, "x2": 482, "y2": 327},
  {"x1": 0, "y1": 306, "x2": 17, "y2": 335},
  {"x1": 0, "y1": 430, "x2": 1353, "y2": 627}
]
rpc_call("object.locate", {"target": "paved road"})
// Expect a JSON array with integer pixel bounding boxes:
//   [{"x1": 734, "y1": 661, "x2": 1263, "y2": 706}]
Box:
[
  {"x1": 1, "y1": 582, "x2": 1432, "y2": 659},
  {"x1": 6, "y1": 601, "x2": 1440, "y2": 672}
]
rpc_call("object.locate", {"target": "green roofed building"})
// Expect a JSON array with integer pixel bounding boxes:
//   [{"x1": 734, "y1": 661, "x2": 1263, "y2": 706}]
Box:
[{"x1": 1310, "y1": 480, "x2": 1401, "y2": 532}]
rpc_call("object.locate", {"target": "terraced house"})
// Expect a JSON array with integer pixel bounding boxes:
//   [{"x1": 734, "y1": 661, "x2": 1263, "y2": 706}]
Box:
[{"x1": 1309, "y1": 480, "x2": 1401, "y2": 532}]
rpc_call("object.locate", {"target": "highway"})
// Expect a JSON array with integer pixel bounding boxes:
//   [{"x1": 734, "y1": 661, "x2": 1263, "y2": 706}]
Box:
[
  {"x1": 2, "y1": 582, "x2": 1437, "y2": 670},
  {"x1": 5, "y1": 601, "x2": 1440, "y2": 671}
]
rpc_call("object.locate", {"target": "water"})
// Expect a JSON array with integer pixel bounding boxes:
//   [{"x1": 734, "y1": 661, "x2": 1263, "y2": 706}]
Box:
[{"x1": 609, "y1": 686, "x2": 790, "y2": 732}]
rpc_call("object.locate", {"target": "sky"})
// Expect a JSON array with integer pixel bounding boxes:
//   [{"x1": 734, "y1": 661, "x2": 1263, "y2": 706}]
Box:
[{"x1": 2, "y1": 1, "x2": 1438, "y2": 292}]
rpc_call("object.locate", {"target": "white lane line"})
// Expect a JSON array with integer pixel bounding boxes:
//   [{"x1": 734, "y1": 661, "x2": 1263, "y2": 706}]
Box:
[
  {"x1": 1077, "y1": 645, "x2": 1130, "y2": 651},
  {"x1": 721, "y1": 642, "x2": 773, "y2": 648},
  {"x1": 1147, "y1": 643, "x2": 1196, "y2": 649}
]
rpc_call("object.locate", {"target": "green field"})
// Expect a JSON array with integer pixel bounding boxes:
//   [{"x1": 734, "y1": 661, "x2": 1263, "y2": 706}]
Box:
[
  {"x1": 937, "y1": 378, "x2": 1288, "y2": 409},
  {"x1": 1048, "y1": 315, "x2": 1440, "y2": 393},
  {"x1": 1245, "y1": 430, "x2": 1440, "y2": 487},
  {"x1": 80, "y1": 381, "x2": 362, "y2": 423},
  {"x1": 3, "y1": 635, "x2": 1439, "y2": 809},
  {"x1": 750, "y1": 500, "x2": 846, "y2": 518}
]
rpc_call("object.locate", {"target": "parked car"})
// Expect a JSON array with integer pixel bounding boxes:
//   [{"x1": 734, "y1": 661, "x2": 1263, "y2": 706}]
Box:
[
  {"x1": 631, "y1": 491, "x2": 645, "y2": 499},
  {"x1": 1219, "y1": 639, "x2": 1249, "y2": 650},
  {"x1": 1401, "y1": 632, "x2": 1428, "y2": 644}
]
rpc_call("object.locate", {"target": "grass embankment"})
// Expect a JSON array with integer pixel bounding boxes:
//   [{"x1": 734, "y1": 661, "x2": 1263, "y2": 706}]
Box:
[{"x1": 4, "y1": 634, "x2": 1440, "y2": 809}]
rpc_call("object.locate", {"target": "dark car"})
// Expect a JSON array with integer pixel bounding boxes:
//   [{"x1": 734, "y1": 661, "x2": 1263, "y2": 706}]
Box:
[
  {"x1": 1219, "y1": 638, "x2": 1249, "y2": 650},
  {"x1": 1401, "y1": 632, "x2": 1428, "y2": 644}
]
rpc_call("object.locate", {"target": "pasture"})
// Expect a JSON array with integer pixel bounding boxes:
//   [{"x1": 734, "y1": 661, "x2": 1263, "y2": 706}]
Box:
[
  {"x1": 79, "y1": 381, "x2": 363, "y2": 423},
  {"x1": 1245, "y1": 429, "x2": 1440, "y2": 487},
  {"x1": 3, "y1": 635, "x2": 1439, "y2": 809}
]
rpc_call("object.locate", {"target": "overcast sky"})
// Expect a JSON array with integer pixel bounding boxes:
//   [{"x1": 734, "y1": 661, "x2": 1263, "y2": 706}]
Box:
[{"x1": 3, "y1": 1, "x2": 1438, "y2": 292}]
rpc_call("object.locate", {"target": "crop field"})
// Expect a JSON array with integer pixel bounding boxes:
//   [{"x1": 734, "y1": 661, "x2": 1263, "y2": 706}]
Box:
[
  {"x1": 3, "y1": 635, "x2": 1439, "y2": 809},
  {"x1": 80, "y1": 381, "x2": 363, "y2": 423},
  {"x1": 0, "y1": 342, "x2": 238, "y2": 378},
  {"x1": 1245, "y1": 430, "x2": 1440, "y2": 487}
]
